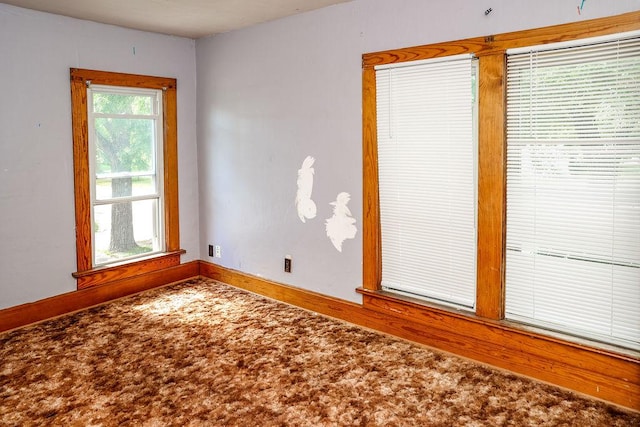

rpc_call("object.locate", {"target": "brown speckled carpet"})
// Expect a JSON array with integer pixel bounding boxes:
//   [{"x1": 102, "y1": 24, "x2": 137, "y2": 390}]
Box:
[{"x1": 1, "y1": 277, "x2": 638, "y2": 426}]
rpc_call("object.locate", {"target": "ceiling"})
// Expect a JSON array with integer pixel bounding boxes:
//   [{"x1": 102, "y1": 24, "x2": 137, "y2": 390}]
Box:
[{"x1": 0, "y1": 0, "x2": 352, "y2": 39}]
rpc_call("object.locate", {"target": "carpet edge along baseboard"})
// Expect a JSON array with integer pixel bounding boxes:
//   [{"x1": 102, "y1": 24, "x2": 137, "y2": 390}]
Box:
[
  {"x1": 199, "y1": 262, "x2": 639, "y2": 412},
  {"x1": 0, "y1": 261, "x2": 200, "y2": 333},
  {"x1": 0, "y1": 260, "x2": 638, "y2": 411}
]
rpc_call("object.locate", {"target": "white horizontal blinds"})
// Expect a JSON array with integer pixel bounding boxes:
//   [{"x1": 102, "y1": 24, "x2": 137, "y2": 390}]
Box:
[
  {"x1": 376, "y1": 55, "x2": 477, "y2": 309},
  {"x1": 505, "y1": 34, "x2": 640, "y2": 350}
]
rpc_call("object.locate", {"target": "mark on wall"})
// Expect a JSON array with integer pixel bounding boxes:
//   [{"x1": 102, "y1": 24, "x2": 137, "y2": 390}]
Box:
[
  {"x1": 296, "y1": 156, "x2": 317, "y2": 223},
  {"x1": 326, "y1": 192, "x2": 357, "y2": 252},
  {"x1": 577, "y1": 0, "x2": 586, "y2": 14}
]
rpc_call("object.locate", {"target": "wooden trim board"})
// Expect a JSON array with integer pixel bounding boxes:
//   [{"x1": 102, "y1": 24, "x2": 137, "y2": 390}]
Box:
[
  {"x1": 0, "y1": 261, "x2": 199, "y2": 333},
  {"x1": 199, "y1": 261, "x2": 362, "y2": 320},
  {"x1": 2, "y1": 260, "x2": 637, "y2": 410},
  {"x1": 73, "y1": 250, "x2": 185, "y2": 289},
  {"x1": 69, "y1": 68, "x2": 180, "y2": 279},
  {"x1": 362, "y1": 11, "x2": 640, "y2": 68},
  {"x1": 200, "y1": 262, "x2": 640, "y2": 411}
]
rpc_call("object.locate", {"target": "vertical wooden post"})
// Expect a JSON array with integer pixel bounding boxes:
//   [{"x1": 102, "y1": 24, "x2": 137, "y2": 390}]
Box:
[
  {"x1": 70, "y1": 70, "x2": 92, "y2": 273},
  {"x1": 163, "y1": 84, "x2": 180, "y2": 252},
  {"x1": 475, "y1": 52, "x2": 507, "y2": 319},
  {"x1": 362, "y1": 65, "x2": 381, "y2": 291}
]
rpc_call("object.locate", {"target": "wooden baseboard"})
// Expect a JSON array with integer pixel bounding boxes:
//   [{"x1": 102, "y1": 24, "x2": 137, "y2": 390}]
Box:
[
  {"x1": 0, "y1": 260, "x2": 200, "y2": 333},
  {"x1": 199, "y1": 261, "x2": 363, "y2": 319},
  {"x1": 200, "y1": 261, "x2": 640, "y2": 411},
  {"x1": 2, "y1": 260, "x2": 637, "y2": 410},
  {"x1": 73, "y1": 250, "x2": 185, "y2": 289}
]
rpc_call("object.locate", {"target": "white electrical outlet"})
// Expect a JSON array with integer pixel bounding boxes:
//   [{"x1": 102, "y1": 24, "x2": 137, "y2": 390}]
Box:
[{"x1": 214, "y1": 245, "x2": 222, "y2": 258}]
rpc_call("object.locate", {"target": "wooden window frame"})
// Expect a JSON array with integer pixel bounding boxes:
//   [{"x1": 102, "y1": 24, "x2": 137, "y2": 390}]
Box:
[
  {"x1": 70, "y1": 69, "x2": 182, "y2": 289},
  {"x1": 361, "y1": 13, "x2": 640, "y2": 328}
]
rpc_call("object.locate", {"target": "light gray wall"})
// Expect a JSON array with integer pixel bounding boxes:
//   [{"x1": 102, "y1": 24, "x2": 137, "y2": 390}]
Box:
[
  {"x1": 196, "y1": 0, "x2": 640, "y2": 303},
  {"x1": 0, "y1": 4, "x2": 199, "y2": 309},
  {"x1": 1, "y1": 0, "x2": 637, "y2": 310}
]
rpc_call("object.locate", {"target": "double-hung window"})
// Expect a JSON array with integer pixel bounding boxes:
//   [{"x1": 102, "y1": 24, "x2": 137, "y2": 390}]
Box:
[
  {"x1": 88, "y1": 86, "x2": 164, "y2": 266},
  {"x1": 70, "y1": 69, "x2": 181, "y2": 289},
  {"x1": 374, "y1": 55, "x2": 478, "y2": 309},
  {"x1": 505, "y1": 33, "x2": 640, "y2": 350}
]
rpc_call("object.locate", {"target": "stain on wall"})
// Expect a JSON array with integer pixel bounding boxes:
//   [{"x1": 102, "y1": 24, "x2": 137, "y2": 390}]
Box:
[
  {"x1": 326, "y1": 192, "x2": 357, "y2": 252},
  {"x1": 296, "y1": 155, "x2": 317, "y2": 223}
]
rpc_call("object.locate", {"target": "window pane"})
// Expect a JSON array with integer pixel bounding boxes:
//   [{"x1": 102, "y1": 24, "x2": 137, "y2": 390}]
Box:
[
  {"x1": 94, "y1": 118, "x2": 155, "y2": 175},
  {"x1": 93, "y1": 199, "x2": 162, "y2": 265},
  {"x1": 376, "y1": 55, "x2": 477, "y2": 309},
  {"x1": 505, "y1": 34, "x2": 640, "y2": 351},
  {"x1": 95, "y1": 176, "x2": 158, "y2": 201},
  {"x1": 93, "y1": 92, "x2": 154, "y2": 115}
]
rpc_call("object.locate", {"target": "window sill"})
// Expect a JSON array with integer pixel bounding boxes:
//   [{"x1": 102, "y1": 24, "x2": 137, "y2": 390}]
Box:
[
  {"x1": 72, "y1": 250, "x2": 185, "y2": 289},
  {"x1": 356, "y1": 287, "x2": 639, "y2": 360}
]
